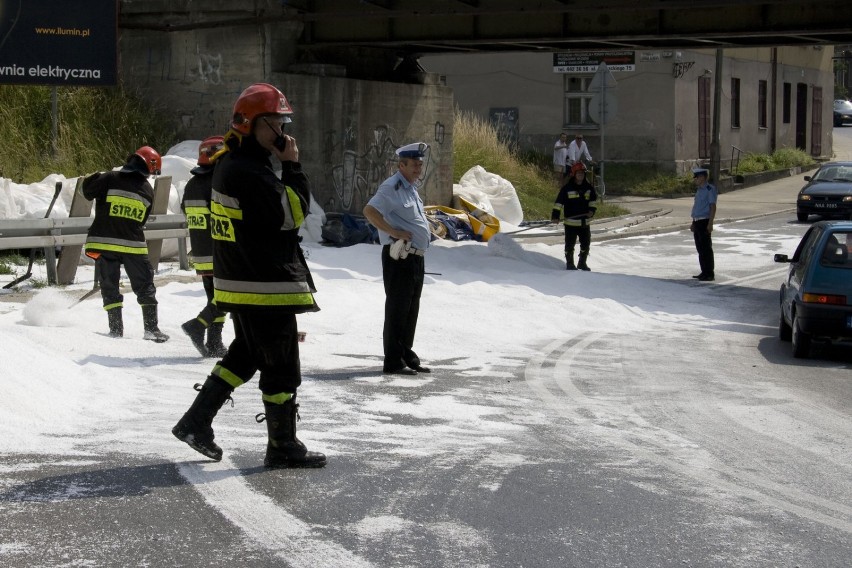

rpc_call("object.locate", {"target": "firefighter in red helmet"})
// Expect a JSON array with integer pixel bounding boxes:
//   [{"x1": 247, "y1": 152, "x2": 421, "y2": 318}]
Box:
[
  {"x1": 180, "y1": 136, "x2": 229, "y2": 357},
  {"x1": 551, "y1": 162, "x2": 598, "y2": 271},
  {"x1": 82, "y1": 145, "x2": 169, "y2": 342},
  {"x1": 172, "y1": 83, "x2": 325, "y2": 469}
]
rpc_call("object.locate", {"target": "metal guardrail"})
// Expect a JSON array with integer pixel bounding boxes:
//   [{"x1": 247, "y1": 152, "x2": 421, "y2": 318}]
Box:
[{"x1": 0, "y1": 214, "x2": 189, "y2": 285}]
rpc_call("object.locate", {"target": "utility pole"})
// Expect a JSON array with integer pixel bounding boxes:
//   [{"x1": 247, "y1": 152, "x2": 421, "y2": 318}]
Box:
[{"x1": 711, "y1": 49, "x2": 723, "y2": 184}]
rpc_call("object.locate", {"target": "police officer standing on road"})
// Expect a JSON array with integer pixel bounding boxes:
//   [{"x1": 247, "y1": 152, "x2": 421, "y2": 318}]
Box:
[
  {"x1": 82, "y1": 146, "x2": 169, "y2": 342},
  {"x1": 690, "y1": 167, "x2": 717, "y2": 281},
  {"x1": 172, "y1": 83, "x2": 325, "y2": 469},
  {"x1": 180, "y1": 135, "x2": 229, "y2": 358},
  {"x1": 551, "y1": 162, "x2": 597, "y2": 271},
  {"x1": 363, "y1": 142, "x2": 432, "y2": 376}
]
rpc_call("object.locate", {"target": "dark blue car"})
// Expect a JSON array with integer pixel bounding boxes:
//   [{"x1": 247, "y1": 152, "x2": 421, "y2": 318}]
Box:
[
  {"x1": 774, "y1": 220, "x2": 852, "y2": 358},
  {"x1": 796, "y1": 161, "x2": 852, "y2": 222}
]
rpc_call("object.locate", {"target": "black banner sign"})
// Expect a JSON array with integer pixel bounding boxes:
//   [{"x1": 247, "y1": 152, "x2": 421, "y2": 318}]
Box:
[{"x1": 0, "y1": 0, "x2": 117, "y2": 86}]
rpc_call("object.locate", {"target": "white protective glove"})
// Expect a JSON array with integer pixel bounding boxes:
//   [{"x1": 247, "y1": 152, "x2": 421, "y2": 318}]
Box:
[{"x1": 389, "y1": 238, "x2": 411, "y2": 260}]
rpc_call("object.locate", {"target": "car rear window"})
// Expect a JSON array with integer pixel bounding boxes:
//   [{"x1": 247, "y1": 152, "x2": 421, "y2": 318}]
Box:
[{"x1": 820, "y1": 231, "x2": 852, "y2": 268}]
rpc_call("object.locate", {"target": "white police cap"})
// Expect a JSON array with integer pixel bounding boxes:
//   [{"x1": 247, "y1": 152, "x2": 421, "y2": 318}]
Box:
[
  {"x1": 396, "y1": 142, "x2": 429, "y2": 159},
  {"x1": 692, "y1": 167, "x2": 709, "y2": 177}
]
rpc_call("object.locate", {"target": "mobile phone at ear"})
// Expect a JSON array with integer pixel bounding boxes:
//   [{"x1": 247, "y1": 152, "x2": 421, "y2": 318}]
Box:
[{"x1": 273, "y1": 135, "x2": 287, "y2": 151}]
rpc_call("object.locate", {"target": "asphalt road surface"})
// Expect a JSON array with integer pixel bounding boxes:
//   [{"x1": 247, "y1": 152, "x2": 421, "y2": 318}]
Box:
[{"x1": 2, "y1": 213, "x2": 850, "y2": 568}]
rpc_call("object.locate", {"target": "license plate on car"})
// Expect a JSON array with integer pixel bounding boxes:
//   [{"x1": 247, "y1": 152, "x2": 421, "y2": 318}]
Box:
[{"x1": 814, "y1": 202, "x2": 838, "y2": 208}]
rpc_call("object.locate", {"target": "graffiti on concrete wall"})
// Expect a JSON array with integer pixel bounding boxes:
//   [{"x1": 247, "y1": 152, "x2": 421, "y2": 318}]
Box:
[
  {"x1": 192, "y1": 52, "x2": 223, "y2": 84},
  {"x1": 489, "y1": 107, "x2": 519, "y2": 151},
  {"x1": 324, "y1": 124, "x2": 438, "y2": 214}
]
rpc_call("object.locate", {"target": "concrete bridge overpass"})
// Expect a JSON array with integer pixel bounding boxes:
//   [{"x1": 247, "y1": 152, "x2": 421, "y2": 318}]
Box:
[{"x1": 291, "y1": 0, "x2": 852, "y2": 54}]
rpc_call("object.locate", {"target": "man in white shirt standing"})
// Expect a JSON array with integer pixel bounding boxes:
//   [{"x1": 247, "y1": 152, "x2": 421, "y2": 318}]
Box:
[
  {"x1": 567, "y1": 133, "x2": 593, "y2": 167},
  {"x1": 552, "y1": 132, "x2": 569, "y2": 182}
]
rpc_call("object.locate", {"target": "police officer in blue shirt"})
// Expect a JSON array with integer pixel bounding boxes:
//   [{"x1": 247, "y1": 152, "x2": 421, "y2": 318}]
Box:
[
  {"x1": 690, "y1": 167, "x2": 717, "y2": 281},
  {"x1": 363, "y1": 142, "x2": 432, "y2": 375}
]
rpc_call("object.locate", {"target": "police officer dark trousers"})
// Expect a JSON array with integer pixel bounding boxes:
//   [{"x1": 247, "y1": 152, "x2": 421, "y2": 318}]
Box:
[{"x1": 381, "y1": 245, "x2": 425, "y2": 369}]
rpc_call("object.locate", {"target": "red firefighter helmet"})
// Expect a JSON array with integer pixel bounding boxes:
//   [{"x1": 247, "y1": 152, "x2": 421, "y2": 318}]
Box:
[
  {"x1": 570, "y1": 162, "x2": 587, "y2": 177},
  {"x1": 197, "y1": 135, "x2": 225, "y2": 166},
  {"x1": 231, "y1": 83, "x2": 293, "y2": 135},
  {"x1": 134, "y1": 146, "x2": 162, "y2": 175}
]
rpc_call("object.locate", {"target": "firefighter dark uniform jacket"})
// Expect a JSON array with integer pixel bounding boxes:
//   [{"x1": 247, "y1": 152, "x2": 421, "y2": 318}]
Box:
[
  {"x1": 211, "y1": 135, "x2": 319, "y2": 314},
  {"x1": 83, "y1": 170, "x2": 154, "y2": 256},
  {"x1": 552, "y1": 179, "x2": 598, "y2": 227},
  {"x1": 181, "y1": 165, "x2": 215, "y2": 275}
]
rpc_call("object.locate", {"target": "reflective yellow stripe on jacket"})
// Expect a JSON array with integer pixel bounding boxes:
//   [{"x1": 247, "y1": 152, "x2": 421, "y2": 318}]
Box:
[
  {"x1": 85, "y1": 237, "x2": 148, "y2": 255},
  {"x1": 281, "y1": 185, "x2": 305, "y2": 229},
  {"x1": 213, "y1": 277, "x2": 315, "y2": 307}
]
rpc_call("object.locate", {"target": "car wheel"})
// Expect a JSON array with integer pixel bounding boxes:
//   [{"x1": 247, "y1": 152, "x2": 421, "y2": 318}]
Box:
[
  {"x1": 791, "y1": 311, "x2": 811, "y2": 358},
  {"x1": 796, "y1": 210, "x2": 808, "y2": 223},
  {"x1": 779, "y1": 313, "x2": 792, "y2": 341}
]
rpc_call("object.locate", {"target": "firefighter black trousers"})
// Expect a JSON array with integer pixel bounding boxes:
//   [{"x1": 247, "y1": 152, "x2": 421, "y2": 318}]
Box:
[
  {"x1": 563, "y1": 224, "x2": 591, "y2": 254},
  {"x1": 95, "y1": 252, "x2": 157, "y2": 308},
  {"x1": 217, "y1": 311, "x2": 301, "y2": 396}
]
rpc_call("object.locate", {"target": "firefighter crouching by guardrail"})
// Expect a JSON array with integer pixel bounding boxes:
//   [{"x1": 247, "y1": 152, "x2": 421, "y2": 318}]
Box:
[{"x1": 82, "y1": 146, "x2": 170, "y2": 342}]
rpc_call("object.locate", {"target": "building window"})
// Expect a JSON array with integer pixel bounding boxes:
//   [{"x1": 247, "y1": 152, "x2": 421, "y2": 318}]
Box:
[
  {"x1": 731, "y1": 77, "x2": 741, "y2": 128},
  {"x1": 564, "y1": 75, "x2": 594, "y2": 126},
  {"x1": 782, "y1": 82, "x2": 791, "y2": 124},
  {"x1": 758, "y1": 80, "x2": 767, "y2": 128}
]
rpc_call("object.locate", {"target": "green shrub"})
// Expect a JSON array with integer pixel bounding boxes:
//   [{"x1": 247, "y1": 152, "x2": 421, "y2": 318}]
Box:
[
  {"x1": 769, "y1": 147, "x2": 815, "y2": 169},
  {"x1": 1, "y1": 253, "x2": 29, "y2": 265},
  {"x1": 0, "y1": 85, "x2": 177, "y2": 183},
  {"x1": 735, "y1": 147, "x2": 815, "y2": 174},
  {"x1": 629, "y1": 173, "x2": 693, "y2": 196}
]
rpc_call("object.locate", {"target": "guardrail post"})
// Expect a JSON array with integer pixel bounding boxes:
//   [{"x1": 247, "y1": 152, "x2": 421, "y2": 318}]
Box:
[
  {"x1": 45, "y1": 232, "x2": 58, "y2": 285},
  {"x1": 57, "y1": 177, "x2": 92, "y2": 285},
  {"x1": 177, "y1": 236, "x2": 189, "y2": 270},
  {"x1": 146, "y1": 176, "x2": 172, "y2": 270}
]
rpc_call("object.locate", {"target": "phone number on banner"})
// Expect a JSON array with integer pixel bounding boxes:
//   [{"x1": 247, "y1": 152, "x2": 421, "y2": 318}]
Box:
[{"x1": 554, "y1": 65, "x2": 635, "y2": 73}]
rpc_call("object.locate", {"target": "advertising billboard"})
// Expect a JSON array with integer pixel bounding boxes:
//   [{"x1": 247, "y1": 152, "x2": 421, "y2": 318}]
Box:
[
  {"x1": 553, "y1": 51, "x2": 635, "y2": 73},
  {"x1": 0, "y1": 0, "x2": 117, "y2": 86}
]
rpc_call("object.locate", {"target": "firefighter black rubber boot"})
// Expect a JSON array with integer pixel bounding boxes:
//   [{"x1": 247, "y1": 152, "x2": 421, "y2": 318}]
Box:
[
  {"x1": 181, "y1": 318, "x2": 208, "y2": 356},
  {"x1": 205, "y1": 322, "x2": 229, "y2": 358},
  {"x1": 107, "y1": 307, "x2": 123, "y2": 337},
  {"x1": 172, "y1": 378, "x2": 234, "y2": 461},
  {"x1": 260, "y1": 398, "x2": 327, "y2": 469},
  {"x1": 565, "y1": 251, "x2": 577, "y2": 270},
  {"x1": 142, "y1": 304, "x2": 169, "y2": 342},
  {"x1": 578, "y1": 251, "x2": 591, "y2": 271}
]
